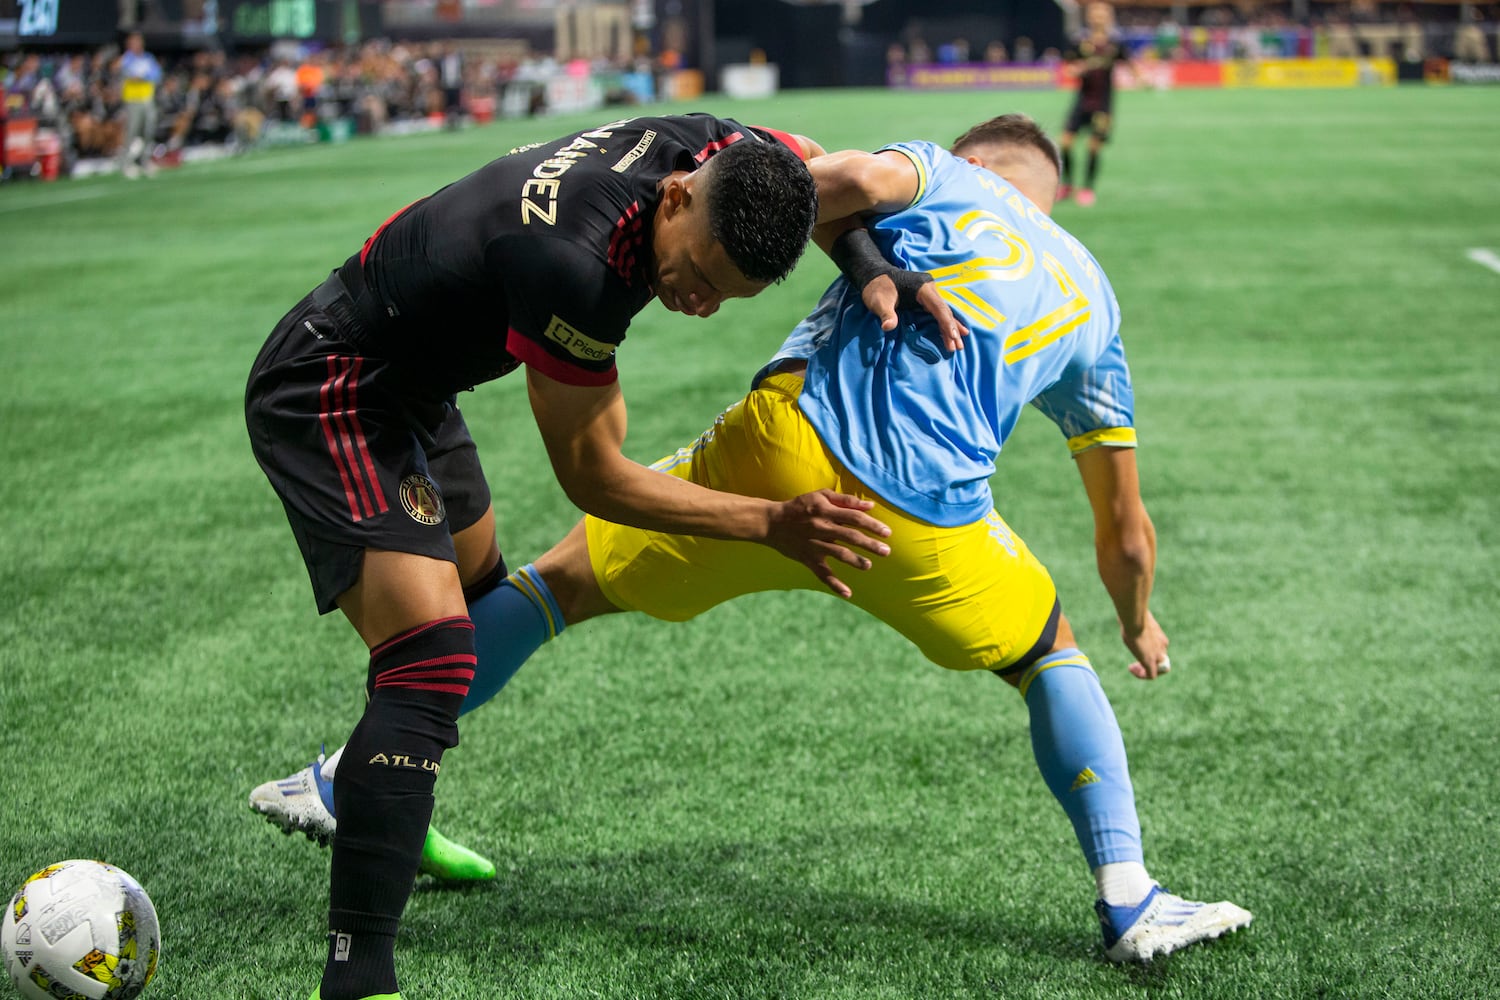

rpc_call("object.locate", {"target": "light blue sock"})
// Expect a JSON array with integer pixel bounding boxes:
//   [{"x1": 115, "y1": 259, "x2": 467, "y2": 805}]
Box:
[
  {"x1": 459, "y1": 564, "x2": 565, "y2": 717},
  {"x1": 1018, "y1": 649, "x2": 1144, "y2": 868}
]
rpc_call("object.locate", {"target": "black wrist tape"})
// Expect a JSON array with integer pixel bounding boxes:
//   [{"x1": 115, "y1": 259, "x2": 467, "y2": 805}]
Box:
[
  {"x1": 830, "y1": 227, "x2": 934, "y2": 310},
  {"x1": 888, "y1": 268, "x2": 934, "y2": 310},
  {"x1": 829, "y1": 227, "x2": 891, "y2": 289}
]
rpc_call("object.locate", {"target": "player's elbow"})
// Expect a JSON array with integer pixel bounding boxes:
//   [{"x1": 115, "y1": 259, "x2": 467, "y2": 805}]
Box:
[
  {"x1": 1096, "y1": 523, "x2": 1155, "y2": 580},
  {"x1": 550, "y1": 453, "x2": 631, "y2": 521},
  {"x1": 809, "y1": 150, "x2": 884, "y2": 223},
  {"x1": 553, "y1": 468, "x2": 610, "y2": 517}
]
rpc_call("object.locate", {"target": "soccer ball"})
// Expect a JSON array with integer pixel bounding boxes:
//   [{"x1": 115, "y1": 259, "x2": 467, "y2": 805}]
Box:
[{"x1": 1, "y1": 860, "x2": 161, "y2": 1000}]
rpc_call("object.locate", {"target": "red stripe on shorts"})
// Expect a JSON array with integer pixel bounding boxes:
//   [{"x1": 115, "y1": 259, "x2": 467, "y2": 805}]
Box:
[
  {"x1": 343, "y1": 358, "x2": 388, "y2": 513},
  {"x1": 318, "y1": 357, "x2": 366, "y2": 521},
  {"x1": 326, "y1": 358, "x2": 377, "y2": 519}
]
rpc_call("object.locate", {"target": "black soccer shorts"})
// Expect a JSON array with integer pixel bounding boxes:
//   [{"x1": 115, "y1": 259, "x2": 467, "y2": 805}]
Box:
[
  {"x1": 245, "y1": 292, "x2": 492, "y2": 613},
  {"x1": 1063, "y1": 104, "x2": 1113, "y2": 142}
]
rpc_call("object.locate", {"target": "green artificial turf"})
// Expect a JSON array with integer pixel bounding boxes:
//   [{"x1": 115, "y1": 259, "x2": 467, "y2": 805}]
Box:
[{"x1": 2, "y1": 84, "x2": 1498, "y2": 999}]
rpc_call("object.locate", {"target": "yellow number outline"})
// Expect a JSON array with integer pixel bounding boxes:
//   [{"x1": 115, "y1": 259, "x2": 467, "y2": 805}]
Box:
[{"x1": 923, "y1": 210, "x2": 1091, "y2": 364}]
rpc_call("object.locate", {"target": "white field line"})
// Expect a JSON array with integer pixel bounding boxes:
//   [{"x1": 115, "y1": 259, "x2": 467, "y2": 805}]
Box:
[
  {"x1": 0, "y1": 186, "x2": 112, "y2": 213},
  {"x1": 1466, "y1": 248, "x2": 1500, "y2": 276}
]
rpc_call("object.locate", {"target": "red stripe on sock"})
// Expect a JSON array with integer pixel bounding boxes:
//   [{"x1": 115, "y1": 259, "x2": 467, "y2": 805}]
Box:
[
  {"x1": 375, "y1": 656, "x2": 477, "y2": 687},
  {"x1": 382, "y1": 681, "x2": 473, "y2": 696},
  {"x1": 369, "y1": 616, "x2": 474, "y2": 658},
  {"x1": 376, "y1": 674, "x2": 476, "y2": 693},
  {"x1": 380, "y1": 653, "x2": 477, "y2": 672}
]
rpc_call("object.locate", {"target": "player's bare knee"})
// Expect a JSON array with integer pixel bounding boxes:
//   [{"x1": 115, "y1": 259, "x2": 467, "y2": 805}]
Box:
[
  {"x1": 532, "y1": 521, "x2": 621, "y2": 625},
  {"x1": 1052, "y1": 612, "x2": 1077, "y2": 652},
  {"x1": 991, "y1": 609, "x2": 1075, "y2": 690},
  {"x1": 453, "y1": 506, "x2": 502, "y2": 588}
]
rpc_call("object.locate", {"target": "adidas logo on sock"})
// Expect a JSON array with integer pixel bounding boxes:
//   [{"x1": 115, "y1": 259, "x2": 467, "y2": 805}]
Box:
[{"x1": 1070, "y1": 767, "x2": 1100, "y2": 791}]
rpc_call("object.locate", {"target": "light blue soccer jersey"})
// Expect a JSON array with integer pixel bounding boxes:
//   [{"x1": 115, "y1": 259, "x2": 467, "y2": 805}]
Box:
[{"x1": 758, "y1": 140, "x2": 1136, "y2": 527}]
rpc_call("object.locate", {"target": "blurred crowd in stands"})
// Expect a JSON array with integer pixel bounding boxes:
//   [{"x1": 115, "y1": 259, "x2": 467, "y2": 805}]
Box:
[
  {"x1": 1107, "y1": 2, "x2": 1500, "y2": 63},
  {"x1": 3, "y1": 1, "x2": 1496, "y2": 181},
  {"x1": 0, "y1": 38, "x2": 581, "y2": 178},
  {"x1": 888, "y1": 2, "x2": 1498, "y2": 67}
]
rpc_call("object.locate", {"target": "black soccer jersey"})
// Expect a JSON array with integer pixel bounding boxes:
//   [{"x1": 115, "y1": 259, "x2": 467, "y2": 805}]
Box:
[
  {"x1": 1066, "y1": 37, "x2": 1129, "y2": 112},
  {"x1": 330, "y1": 114, "x2": 799, "y2": 396}
]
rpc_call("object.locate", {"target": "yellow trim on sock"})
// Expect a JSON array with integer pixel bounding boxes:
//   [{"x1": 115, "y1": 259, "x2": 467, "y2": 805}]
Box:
[
  {"x1": 1018, "y1": 653, "x2": 1090, "y2": 699},
  {"x1": 508, "y1": 567, "x2": 561, "y2": 639}
]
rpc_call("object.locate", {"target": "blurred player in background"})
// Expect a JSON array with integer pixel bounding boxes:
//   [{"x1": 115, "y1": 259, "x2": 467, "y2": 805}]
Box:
[
  {"x1": 115, "y1": 31, "x2": 161, "y2": 179},
  {"x1": 255, "y1": 114, "x2": 1252, "y2": 965},
  {"x1": 245, "y1": 113, "x2": 907, "y2": 1000},
  {"x1": 1059, "y1": 2, "x2": 1133, "y2": 206}
]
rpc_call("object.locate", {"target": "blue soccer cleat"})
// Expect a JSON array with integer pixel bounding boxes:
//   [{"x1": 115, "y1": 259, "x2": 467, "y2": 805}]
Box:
[{"x1": 1096, "y1": 884, "x2": 1252, "y2": 962}]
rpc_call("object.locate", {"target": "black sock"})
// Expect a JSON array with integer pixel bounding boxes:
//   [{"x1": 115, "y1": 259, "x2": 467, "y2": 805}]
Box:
[
  {"x1": 1061, "y1": 147, "x2": 1074, "y2": 186},
  {"x1": 321, "y1": 616, "x2": 475, "y2": 1000},
  {"x1": 1086, "y1": 150, "x2": 1101, "y2": 189}
]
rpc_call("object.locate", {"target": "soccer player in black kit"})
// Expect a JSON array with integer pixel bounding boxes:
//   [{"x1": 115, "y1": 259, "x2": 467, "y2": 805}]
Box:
[
  {"x1": 1058, "y1": 2, "x2": 1133, "y2": 207},
  {"x1": 245, "y1": 113, "x2": 918, "y2": 1000}
]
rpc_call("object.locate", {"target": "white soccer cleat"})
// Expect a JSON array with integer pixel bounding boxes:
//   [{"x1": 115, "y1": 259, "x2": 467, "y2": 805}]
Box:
[
  {"x1": 249, "y1": 751, "x2": 337, "y2": 847},
  {"x1": 248, "y1": 750, "x2": 497, "y2": 881},
  {"x1": 1096, "y1": 884, "x2": 1252, "y2": 962}
]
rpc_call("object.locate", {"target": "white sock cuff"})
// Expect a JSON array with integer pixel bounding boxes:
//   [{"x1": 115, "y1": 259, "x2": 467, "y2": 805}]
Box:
[{"x1": 1095, "y1": 861, "x2": 1154, "y2": 907}]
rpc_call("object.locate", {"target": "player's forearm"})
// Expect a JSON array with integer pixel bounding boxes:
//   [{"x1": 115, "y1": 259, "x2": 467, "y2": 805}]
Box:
[
  {"x1": 1095, "y1": 522, "x2": 1156, "y2": 636},
  {"x1": 556, "y1": 455, "x2": 774, "y2": 544},
  {"x1": 813, "y1": 214, "x2": 861, "y2": 258}
]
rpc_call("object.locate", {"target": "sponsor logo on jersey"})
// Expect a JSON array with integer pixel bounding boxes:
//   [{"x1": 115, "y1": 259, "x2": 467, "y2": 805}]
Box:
[
  {"x1": 399, "y1": 474, "x2": 445, "y2": 525},
  {"x1": 611, "y1": 130, "x2": 657, "y2": 173},
  {"x1": 544, "y1": 315, "x2": 616, "y2": 363}
]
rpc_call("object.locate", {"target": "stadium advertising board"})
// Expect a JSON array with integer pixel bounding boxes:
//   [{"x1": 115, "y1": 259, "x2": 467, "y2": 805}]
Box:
[
  {"x1": 1224, "y1": 57, "x2": 1396, "y2": 88},
  {"x1": 890, "y1": 63, "x2": 1059, "y2": 91},
  {"x1": 2, "y1": 114, "x2": 36, "y2": 170},
  {"x1": 1450, "y1": 62, "x2": 1500, "y2": 85},
  {"x1": 892, "y1": 57, "x2": 1409, "y2": 93}
]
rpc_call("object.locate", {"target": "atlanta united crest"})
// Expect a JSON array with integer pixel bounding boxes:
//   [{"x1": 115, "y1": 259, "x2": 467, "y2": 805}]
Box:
[{"x1": 399, "y1": 474, "x2": 445, "y2": 525}]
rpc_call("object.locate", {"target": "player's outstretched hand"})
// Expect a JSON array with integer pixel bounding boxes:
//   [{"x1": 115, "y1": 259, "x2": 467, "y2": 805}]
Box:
[
  {"x1": 767, "y1": 489, "x2": 891, "y2": 598},
  {"x1": 1122, "y1": 610, "x2": 1170, "y2": 680},
  {"x1": 912, "y1": 280, "x2": 968, "y2": 353},
  {"x1": 860, "y1": 274, "x2": 969, "y2": 353}
]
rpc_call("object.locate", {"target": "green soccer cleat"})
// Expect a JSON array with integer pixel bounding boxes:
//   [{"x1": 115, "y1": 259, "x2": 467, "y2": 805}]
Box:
[
  {"x1": 418, "y1": 825, "x2": 497, "y2": 882},
  {"x1": 308, "y1": 990, "x2": 401, "y2": 999}
]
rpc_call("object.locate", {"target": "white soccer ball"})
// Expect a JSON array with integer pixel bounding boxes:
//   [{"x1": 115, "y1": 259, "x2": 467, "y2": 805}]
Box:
[{"x1": 1, "y1": 860, "x2": 161, "y2": 1000}]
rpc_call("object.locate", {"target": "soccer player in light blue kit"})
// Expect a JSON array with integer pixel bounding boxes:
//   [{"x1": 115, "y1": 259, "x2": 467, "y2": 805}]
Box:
[
  {"x1": 254, "y1": 115, "x2": 1251, "y2": 964},
  {"x1": 116, "y1": 31, "x2": 162, "y2": 179}
]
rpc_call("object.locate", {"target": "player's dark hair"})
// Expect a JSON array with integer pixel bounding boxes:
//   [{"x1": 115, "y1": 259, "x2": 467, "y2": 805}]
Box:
[
  {"x1": 950, "y1": 114, "x2": 1062, "y2": 175},
  {"x1": 700, "y1": 139, "x2": 817, "y2": 285}
]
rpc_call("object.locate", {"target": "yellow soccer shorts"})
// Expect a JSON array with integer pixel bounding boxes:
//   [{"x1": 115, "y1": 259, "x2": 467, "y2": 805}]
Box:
[{"x1": 585, "y1": 372, "x2": 1060, "y2": 673}]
